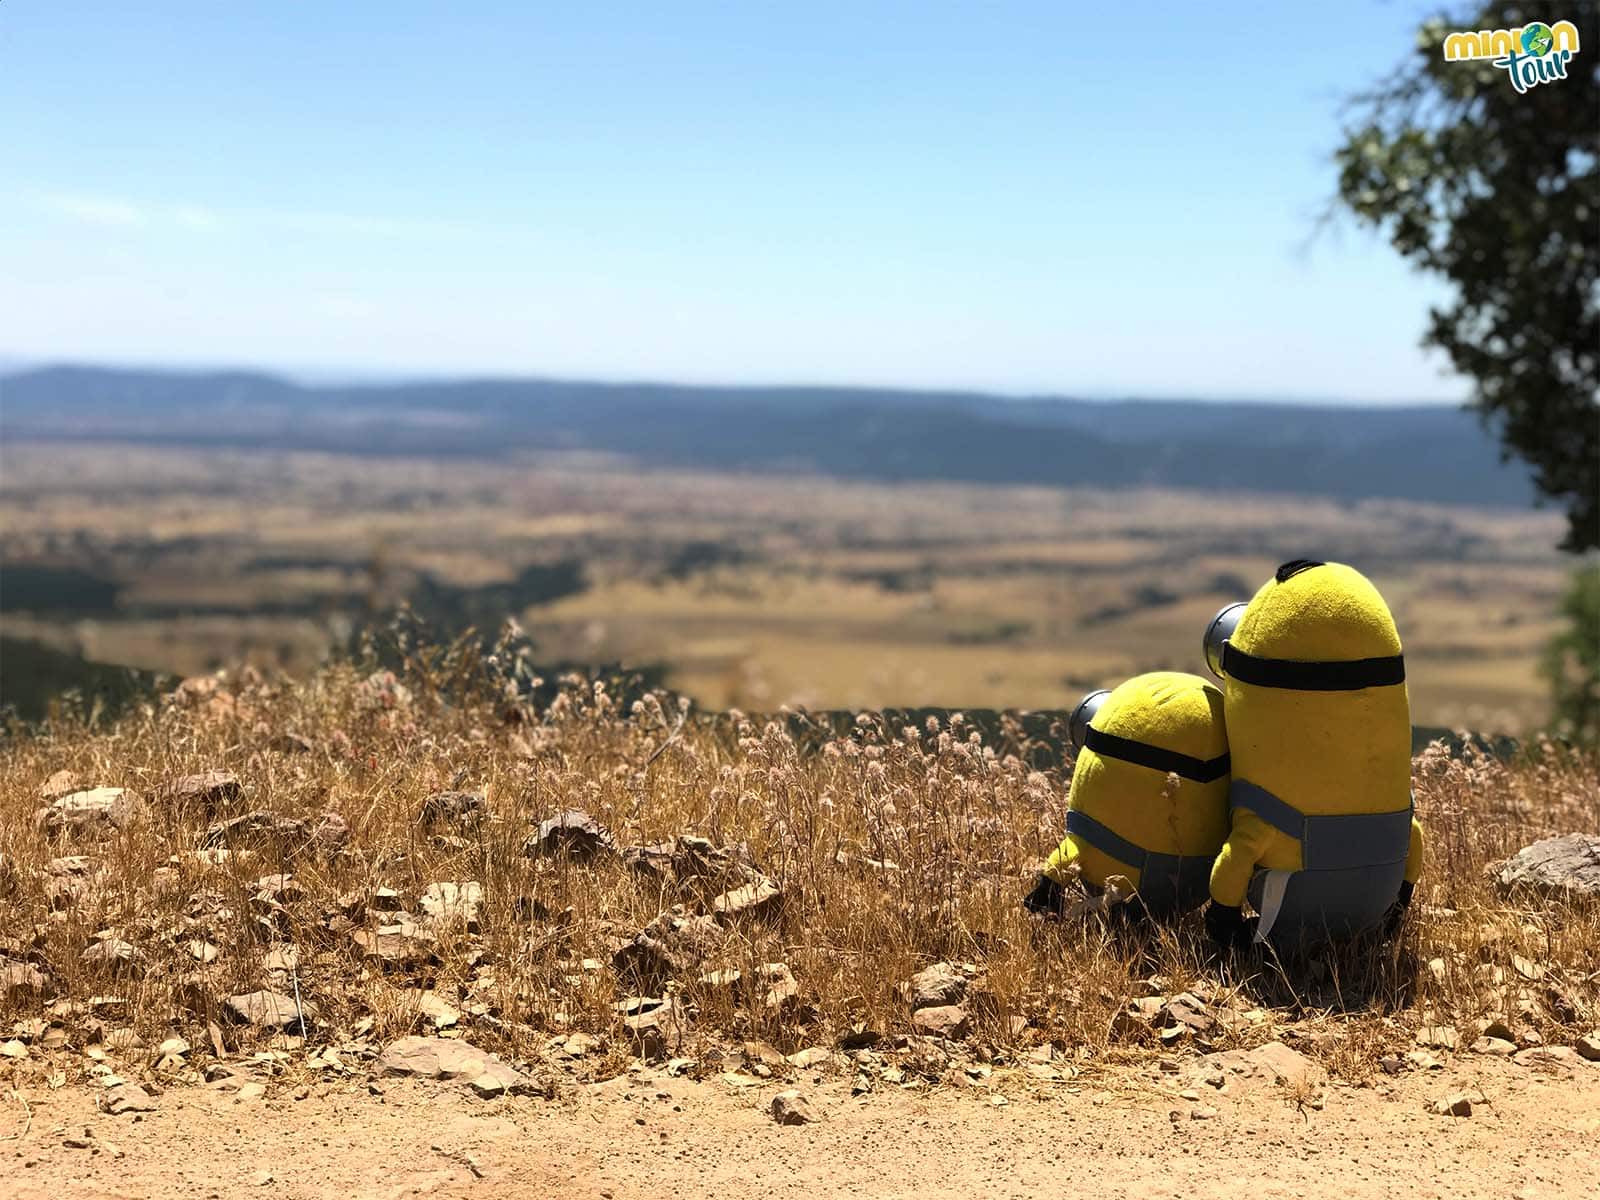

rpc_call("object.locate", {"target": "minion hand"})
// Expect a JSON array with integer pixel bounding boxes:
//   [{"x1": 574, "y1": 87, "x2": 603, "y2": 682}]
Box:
[
  {"x1": 1382, "y1": 880, "x2": 1416, "y2": 938},
  {"x1": 1203, "y1": 901, "x2": 1254, "y2": 952},
  {"x1": 1023, "y1": 874, "x2": 1067, "y2": 917}
]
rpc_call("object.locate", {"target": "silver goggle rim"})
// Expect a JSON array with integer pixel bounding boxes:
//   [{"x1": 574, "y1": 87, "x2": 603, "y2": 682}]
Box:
[
  {"x1": 1067, "y1": 688, "x2": 1112, "y2": 752},
  {"x1": 1203, "y1": 601, "x2": 1248, "y2": 679}
]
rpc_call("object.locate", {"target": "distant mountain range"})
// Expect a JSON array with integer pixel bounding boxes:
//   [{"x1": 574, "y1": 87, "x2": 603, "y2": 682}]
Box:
[{"x1": 0, "y1": 364, "x2": 1535, "y2": 508}]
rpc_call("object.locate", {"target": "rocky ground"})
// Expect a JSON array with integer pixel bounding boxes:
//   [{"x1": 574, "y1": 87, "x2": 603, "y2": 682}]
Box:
[{"x1": 6, "y1": 1040, "x2": 1600, "y2": 1200}]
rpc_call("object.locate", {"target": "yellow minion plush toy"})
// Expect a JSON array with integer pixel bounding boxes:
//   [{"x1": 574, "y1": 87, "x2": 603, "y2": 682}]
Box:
[
  {"x1": 1024, "y1": 671, "x2": 1230, "y2": 919},
  {"x1": 1202, "y1": 560, "x2": 1425, "y2": 950}
]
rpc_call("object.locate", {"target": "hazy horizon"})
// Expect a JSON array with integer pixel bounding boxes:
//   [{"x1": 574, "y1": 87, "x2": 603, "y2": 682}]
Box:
[{"x1": 0, "y1": 354, "x2": 1467, "y2": 410}]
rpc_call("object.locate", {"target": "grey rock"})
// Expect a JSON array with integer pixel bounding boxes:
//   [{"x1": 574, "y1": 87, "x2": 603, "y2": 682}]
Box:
[
  {"x1": 379, "y1": 1035, "x2": 531, "y2": 1095},
  {"x1": 80, "y1": 938, "x2": 140, "y2": 971},
  {"x1": 1245, "y1": 1040, "x2": 1323, "y2": 1088},
  {"x1": 697, "y1": 967, "x2": 743, "y2": 992},
  {"x1": 613, "y1": 911, "x2": 722, "y2": 988},
  {"x1": 421, "y1": 790, "x2": 487, "y2": 827},
  {"x1": 910, "y1": 1005, "x2": 970, "y2": 1039},
  {"x1": 1470, "y1": 1036, "x2": 1517, "y2": 1056},
  {"x1": 1164, "y1": 993, "x2": 1215, "y2": 1034},
  {"x1": 410, "y1": 989, "x2": 461, "y2": 1029},
  {"x1": 711, "y1": 875, "x2": 783, "y2": 922},
  {"x1": 787, "y1": 1046, "x2": 831, "y2": 1069},
  {"x1": 757, "y1": 961, "x2": 800, "y2": 1010},
  {"x1": 1513, "y1": 1045, "x2": 1590, "y2": 1073},
  {"x1": 1415, "y1": 1023, "x2": 1459, "y2": 1051},
  {"x1": 161, "y1": 771, "x2": 241, "y2": 813},
  {"x1": 622, "y1": 999, "x2": 688, "y2": 1060},
  {"x1": 352, "y1": 919, "x2": 436, "y2": 966},
  {"x1": 622, "y1": 841, "x2": 677, "y2": 877},
  {"x1": 770, "y1": 1090, "x2": 813, "y2": 1125},
  {"x1": 201, "y1": 811, "x2": 311, "y2": 855},
  {"x1": 1208, "y1": 1040, "x2": 1326, "y2": 1090},
  {"x1": 673, "y1": 836, "x2": 761, "y2": 886},
  {"x1": 103, "y1": 1083, "x2": 159, "y2": 1115},
  {"x1": 1432, "y1": 1090, "x2": 1480, "y2": 1117},
  {"x1": 529, "y1": 810, "x2": 614, "y2": 859},
  {"x1": 908, "y1": 962, "x2": 967, "y2": 1011},
  {"x1": 261, "y1": 944, "x2": 300, "y2": 973},
  {"x1": 698, "y1": 961, "x2": 797, "y2": 1010},
  {"x1": 1480, "y1": 1018, "x2": 1517, "y2": 1042},
  {"x1": 838, "y1": 1025, "x2": 881, "y2": 1050},
  {"x1": 253, "y1": 872, "x2": 301, "y2": 901},
  {"x1": 742, "y1": 1040, "x2": 786, "y2": 1069},
  {"x1": 470, "y1": 1073, "x2": 508, "y2": 1098},
  {"x1": 1495, "y1": 834, "x2": 1600, "y2": 900},
  {"x1": 37, "y1": 788, "x2": 144, "y2": 838},
  {"x1": 226, "y1": 989, "x2": 313, "y2": 1031}
]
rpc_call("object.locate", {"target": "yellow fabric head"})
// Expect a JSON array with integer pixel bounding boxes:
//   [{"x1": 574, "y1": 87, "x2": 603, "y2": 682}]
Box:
[
  {"x1": 1223, "y1": 561, "x2": 1411, "y2": 818},
  {"x1": 1055, "y1": 671, "x2": 1230, "y2": 892},
  {"x1": 1233, "y1": 561, "x2": 1402, "y2": 662}
]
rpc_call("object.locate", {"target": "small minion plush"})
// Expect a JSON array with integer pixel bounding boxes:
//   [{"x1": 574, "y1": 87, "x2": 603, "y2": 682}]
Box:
[
  {"x1": 1024, "y1": 671, "x2": 1230, "y2": 919},
  {"x1": 1202, "y1": 560, "x2": 1425, "y2": 950}
]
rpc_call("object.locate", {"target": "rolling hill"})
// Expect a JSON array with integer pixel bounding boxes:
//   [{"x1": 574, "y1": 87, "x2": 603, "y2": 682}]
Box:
[{"x1": 0, "y1": 364, "x2": 1536, "y2": 508}]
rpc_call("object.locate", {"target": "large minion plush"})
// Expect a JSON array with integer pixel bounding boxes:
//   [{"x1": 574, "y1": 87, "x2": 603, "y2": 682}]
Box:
[
  {"x1": 1202, "y1": 560, "x2": 1425, "y2": 950},
  {"x1": 1024, "y1": 671, "x2": 1230, "y2": 919}
]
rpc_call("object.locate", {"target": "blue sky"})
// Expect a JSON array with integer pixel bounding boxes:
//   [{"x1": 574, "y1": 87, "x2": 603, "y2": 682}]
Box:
[{"x1": 1, "y1": 2, "x2": 1471, "y2": 401}]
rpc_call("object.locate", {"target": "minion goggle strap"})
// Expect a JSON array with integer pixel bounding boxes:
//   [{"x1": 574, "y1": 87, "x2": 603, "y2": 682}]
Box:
[
  {"x1": 1217, "y1": 643, "x2": 1405, "y2": 691},
  {"x1": 1081, "y1": 726, "x2": 1230, "y2": 783}
]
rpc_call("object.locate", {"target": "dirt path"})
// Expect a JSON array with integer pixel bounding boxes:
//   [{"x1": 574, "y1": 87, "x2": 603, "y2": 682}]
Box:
[{"x1": 9, "y1": 1054, "x2": 1599, "y2": 1200}]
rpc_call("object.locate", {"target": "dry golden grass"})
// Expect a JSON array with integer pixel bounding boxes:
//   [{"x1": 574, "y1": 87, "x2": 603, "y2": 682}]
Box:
[{"x1": 1, "y1": 635, "x2": 1595, "y2": 1092}]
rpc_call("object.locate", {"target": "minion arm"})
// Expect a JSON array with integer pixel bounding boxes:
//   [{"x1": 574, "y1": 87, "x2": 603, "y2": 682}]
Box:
[
  {"x1": 1404, "y1": 816, "x2": 1425, "y2": 886},
  {"x1": 1207, "y1": 810, "x2": 1279, "y2": 908},
  {"x1": 1042, "y1": 836, "x2": 1080, "y2": 885}
]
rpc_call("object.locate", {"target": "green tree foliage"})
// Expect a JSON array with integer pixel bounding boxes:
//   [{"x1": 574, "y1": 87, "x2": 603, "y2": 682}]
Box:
[
  {"x1": 1540, "y1": 566, "x2": 1600, "y2": 745},
  {"x1": 1334, "y1": 4, "x2": 1599, "y2": 552}
]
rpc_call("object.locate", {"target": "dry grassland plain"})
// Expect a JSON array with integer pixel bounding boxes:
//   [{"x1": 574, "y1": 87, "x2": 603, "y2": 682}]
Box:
[{"x1": 0, "y1": 441, "x2": 1572, "y2": 733}]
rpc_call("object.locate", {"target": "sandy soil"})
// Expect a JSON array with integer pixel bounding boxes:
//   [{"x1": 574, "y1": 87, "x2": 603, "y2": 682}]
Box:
[{"x1": 7, "y1": 1052, "x2": 1598, "y2": 1200}]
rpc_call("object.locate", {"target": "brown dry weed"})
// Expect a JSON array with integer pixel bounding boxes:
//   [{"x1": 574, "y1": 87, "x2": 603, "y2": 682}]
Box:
[{"x1": 1, "y1": 633, "x2": 1595, "y2": 1089}]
